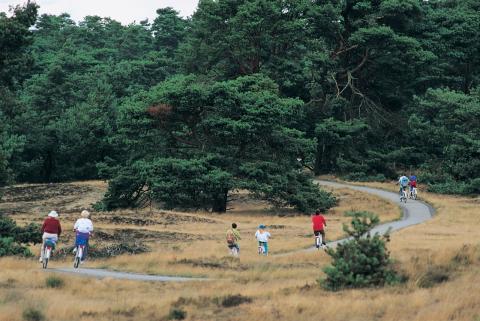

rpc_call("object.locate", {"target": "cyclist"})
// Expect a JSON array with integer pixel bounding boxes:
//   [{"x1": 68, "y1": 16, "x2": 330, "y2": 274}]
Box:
[
  {"x1": 409, "y1": 174, "x2": 417, "y2": 197},
  {"x1": 312, "y1": 210, "x2": 327, "y2": 248},
  {"x1": 255, "y1": 224, "x2": 271, "y2": 256},
  {"x1": 39, "y1": 210, "x2": 62, "y2": 263},
  {"x1": 226, "y1": 223, "x2": 241, "y2": 256},
  {"x1": 73, "y1": 210, "x2": 94, "y2": 264},
  {"x1": 398, "y1": 175, "x2": 409, "y2": 196}
]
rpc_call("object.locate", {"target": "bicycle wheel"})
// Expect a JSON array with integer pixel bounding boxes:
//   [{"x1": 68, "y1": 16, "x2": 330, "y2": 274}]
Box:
[
  {"x1": 42, "y1": 248, "x2": 50, "y2": 269},
  {"x1": 74, "y1": 246, "x2": 82, "y2": 268},
  {"x1": 258, "y1": 244, "x2": 265, "y2": 255},
  {"x1": 74, "y1": 256, "x2": 80, "y2": 268}
]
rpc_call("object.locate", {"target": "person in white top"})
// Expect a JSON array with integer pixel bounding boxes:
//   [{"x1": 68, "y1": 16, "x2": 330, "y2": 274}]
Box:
[
  {"x1": 73, "y1": 210, "x2": 94, "y2": 263},
  {"x1": 255, "y1": 224, "x2": 271, "y2": 255},
  {"x1": 74, "y1": 210, "x2": 94, "y2": 233}
]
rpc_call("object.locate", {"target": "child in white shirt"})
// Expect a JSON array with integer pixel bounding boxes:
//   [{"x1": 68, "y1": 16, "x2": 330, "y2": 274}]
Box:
[{"x1": 255, "y1": 224, "x2": 271, "y2": 255}]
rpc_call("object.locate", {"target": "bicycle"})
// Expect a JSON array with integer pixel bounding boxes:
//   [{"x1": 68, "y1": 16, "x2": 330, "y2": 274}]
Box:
[
  {"x1": 42, "y1": 238, "x2": 57, "y2": 269},
  {"x1": 73, "y1": 231, "x2": 90, "y2": 268},
  {"x1": 409, "y1": 187, "x2": 418, "y2": 200},
  {"x1": 73, "y1": 243, "x2": 86, "y2": 268},
  {"x1": 228, "y1": 244, "x2": 239, "y2": 257},
  {"x1": 399, "y1": 187, "x2": 408, "y2": 203},
  {"x1": 258, "y1": 242, "x2": 266, "y2": 255},
  {"x1": 315, "y1": 234, "x2": 323, "y2": 250}
]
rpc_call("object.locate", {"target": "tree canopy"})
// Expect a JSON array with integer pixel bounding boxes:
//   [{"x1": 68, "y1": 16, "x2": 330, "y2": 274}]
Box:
[{"x1": 1, "y1": 0, "x2": 479, "y2": 211}]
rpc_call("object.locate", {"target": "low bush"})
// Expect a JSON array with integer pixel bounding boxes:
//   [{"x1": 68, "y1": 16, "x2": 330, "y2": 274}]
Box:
[
  {"x1": 22, "y1": 308, "x2": 45, "y2": 321},
  {"x1": 320, "y1": 211, "x2": 401, "y2": 291},
  {"x1": 45, "y1": 276, "x2": 64, "y2": 288},
  {"x1": 217, "y1": 294, "x2": 252, "y2": 308},
  {"x1": 167, "y1": 307, "x2": 186, "y2": 320},
  {"x1": 0, "y1": 216, "x2": 40, "y2": 257},
  {"x1": 0, "y1": 237, "x2": 32, "y2": 257},
  {"x1": 342, "y1": 172, "x2": 387, "y2": 182},
  {"x1": 425, "y1": 176, "x2": 480, "y2": 195}
]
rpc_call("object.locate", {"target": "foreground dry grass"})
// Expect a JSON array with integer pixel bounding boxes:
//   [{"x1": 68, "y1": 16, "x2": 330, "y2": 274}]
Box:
[{"x1": 0, "y1": 180, "x2": 479, "y2": 321}]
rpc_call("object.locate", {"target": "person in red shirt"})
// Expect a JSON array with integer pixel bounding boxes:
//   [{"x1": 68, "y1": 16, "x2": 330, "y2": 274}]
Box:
[
  {"x1": 39, "y1": 210, "x2": 62, "y2": 263},
  {"x1": 312, "y1": 210, "x2": 327, "y2": 248}
]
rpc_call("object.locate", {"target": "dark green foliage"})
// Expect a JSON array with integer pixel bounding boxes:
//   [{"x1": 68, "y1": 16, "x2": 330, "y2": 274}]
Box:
[
  {"x1": 1, "y1": 0, "x2": 479, "y2": 199},
  {"x1": 0, "y1": 216, "x2": 41, "y2": 244},
  {"x1": 22, "y1": 308, "x2": 45, "y2": 321},
  {"x1": 321, "y1": 211, "x2": 400, "y2": 291},
  {"x1": 102, "y1": 74, "x2": 335, "y2": 212},
  {"x1": 167, "y1": 307, "x2": 186, "y2": 320},
  {"x1": 408, "y1": 88, "x2": 480, "y2": 194},
  {"x1": 0, "y1": 216, "x2": 40, "y2": 257},
  {"x1": 217, "y1": 294, "x2": 253, "y2": 308},
  {"x1": 0, "y1": 237, "x2": 32, "y2": 257},
  {"x1": 45, "y1": 276, "x2": 65, "y2": 288}
]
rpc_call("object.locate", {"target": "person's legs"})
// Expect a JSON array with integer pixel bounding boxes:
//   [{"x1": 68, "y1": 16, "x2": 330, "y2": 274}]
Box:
[
  {"x1": 263, "y1": 242, "x2": 269, "y2": 255},
  {"x1": 40, "y1": 233, "x2": 58, "y2": 262},
  {"x1": 81, "y1": 239, "x2": 89, "y2": 261}
]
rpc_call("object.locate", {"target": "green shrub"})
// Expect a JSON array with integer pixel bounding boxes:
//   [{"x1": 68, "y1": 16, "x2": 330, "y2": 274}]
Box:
[
  {"x1": 342, "y1": 172, "x2": 387, "y2": 182},
  {"x1": 22, "y1": 308, "x2": 45, "y2": 321},
  {"x1": 45, "y1": 276, "x2": 64, "y2": 288},
  {"x1": 167, "y1": 307, "x2": 186, "y2": 320},
  {"x1": 320, "y1": 211, "x2": 400, "y2": 291},
  {"x1": 217, "y1": 294, "x2": 252, "y2": 307},
  {"x1": 0, "y1": 237, "x2": 32, "y2": 257},
  {"x1": 0, "y1": 216, "x2": 41, "y2": 244},
  {"x1": 0, "y1": 216, "x2": 39, "y2": 257}
]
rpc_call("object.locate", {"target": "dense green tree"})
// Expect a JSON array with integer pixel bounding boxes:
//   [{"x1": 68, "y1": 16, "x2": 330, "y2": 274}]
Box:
[
  {"x1": 101, "y1": 74, "x2": 336, "y2": 212},
  {"x1": 152, "y1": 8, "x2": 189, "y2": 56},
  {"x1": 417, "y1": 0, "x2": 480, "y2": 93},
  {"x1": 2, "y1": 0, "x2": 480, "y2": 201},
  {"x1": 408, "y1": 87, "x2": 480, "y2": 193},
  {"x1": 0, "y1": 3, "x2": 38, "y2": 188}
]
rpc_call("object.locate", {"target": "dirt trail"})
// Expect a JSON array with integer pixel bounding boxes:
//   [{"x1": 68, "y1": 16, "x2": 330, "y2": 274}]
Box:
[{"x1": 47, "y1": 180, "x2": 435, "y2": 281}]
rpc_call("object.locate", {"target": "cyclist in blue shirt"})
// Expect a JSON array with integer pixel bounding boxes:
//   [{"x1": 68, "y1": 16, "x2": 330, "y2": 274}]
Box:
[{"x1": 398, "y1": 175, "x2": 409, "y2": 196}]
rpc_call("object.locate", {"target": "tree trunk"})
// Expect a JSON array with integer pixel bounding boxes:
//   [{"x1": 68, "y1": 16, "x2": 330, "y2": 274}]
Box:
[{"x1": 212, "y1": 189, "x2": 228, "y2": 213}]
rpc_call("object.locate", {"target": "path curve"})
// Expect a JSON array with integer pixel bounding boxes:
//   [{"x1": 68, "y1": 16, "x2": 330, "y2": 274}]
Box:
[
  {"x1": 47, "y1": 181, "x2": 434, "y2": 280},
  {"x1": 314, "y1": 180, "x2": 434, "y2": 247}
]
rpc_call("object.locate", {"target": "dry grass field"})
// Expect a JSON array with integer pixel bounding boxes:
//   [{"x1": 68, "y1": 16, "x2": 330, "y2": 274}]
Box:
[{"x1": 0, "y1": 179, "x2": 479, "y2": 321}]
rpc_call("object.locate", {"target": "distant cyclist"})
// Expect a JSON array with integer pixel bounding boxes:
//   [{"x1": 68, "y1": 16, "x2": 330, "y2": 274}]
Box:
[
  {"x1": 312, "y1": 210, "x2": 327, "y2": 248},
  {"x1": 398, "y1": 175, "x2": 409, "y2": 196},
  {"x1": 409, "y1": 175, "x2": 417, "y2": 195},
  {"x1": 73, "y1": 210, "x2": 94, "y2": 263},
  {"x1": 255, "y1": 224, "x2": 271, "y2": 255},
  {"x1": 226, "y1": 223, "x2": 241, "y2": 256},
  {"x1": 39, "y1": 210, "x2": 62, "y2": 263}
]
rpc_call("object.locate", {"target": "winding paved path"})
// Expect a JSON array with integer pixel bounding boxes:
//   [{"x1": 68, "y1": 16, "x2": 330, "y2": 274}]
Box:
[
  {"x1": 314, "y1": 180, "x2": 434, "y2": 247},
  {"x1": 47, "y1": 180, "x2": 434, "y2": 281},
  {"x1": 50, "y1": 267, "x2": 206, "y2": 282},
  {"x1": 274, "y1": 180, "x2": 434, "y2": 256}
]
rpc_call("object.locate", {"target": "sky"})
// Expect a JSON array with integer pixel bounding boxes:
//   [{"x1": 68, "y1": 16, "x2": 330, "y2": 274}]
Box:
[{"x1": 0, "y1": 0, "x2": 199, "y2": 24}]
